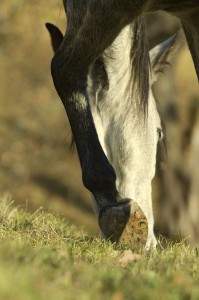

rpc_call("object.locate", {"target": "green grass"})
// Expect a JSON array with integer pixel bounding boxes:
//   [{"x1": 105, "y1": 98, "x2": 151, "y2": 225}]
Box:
[{"x1": 0, "y1": 198, "x2": 199, "y2": 300}]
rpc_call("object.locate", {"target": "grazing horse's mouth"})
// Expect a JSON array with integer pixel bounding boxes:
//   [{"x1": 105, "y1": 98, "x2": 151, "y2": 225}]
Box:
[{"x1": 98, "y1": 200, "x2": 148, "y2": 247}]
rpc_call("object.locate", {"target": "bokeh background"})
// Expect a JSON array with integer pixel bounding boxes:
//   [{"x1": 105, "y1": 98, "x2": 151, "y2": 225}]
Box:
[{"x1": 1, "y1": 2, "x2": 199, "y2": 242}]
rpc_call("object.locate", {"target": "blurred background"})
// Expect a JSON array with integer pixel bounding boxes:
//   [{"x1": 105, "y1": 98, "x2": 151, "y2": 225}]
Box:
[{"x1": 1, "y1": 2, "x2": 199, "y2": 243}]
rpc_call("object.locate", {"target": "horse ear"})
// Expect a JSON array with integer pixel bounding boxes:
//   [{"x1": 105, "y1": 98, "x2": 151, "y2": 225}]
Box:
[
  {"x1": 150, "y1": 30, "x2": 184, "y2": 83},
  {"x1": 45, "y1": 23, "x2": 64, "y2": 53}
]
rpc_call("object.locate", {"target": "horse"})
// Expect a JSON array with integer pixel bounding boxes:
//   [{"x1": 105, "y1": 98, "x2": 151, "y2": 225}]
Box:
[{"x1": 46, "y1": 13, "x2": 181, "y2": 248}]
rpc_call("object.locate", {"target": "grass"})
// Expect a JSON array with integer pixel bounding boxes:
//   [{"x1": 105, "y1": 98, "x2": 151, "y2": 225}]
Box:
[{"x1": 0, "y1": 198, "x2": 199, "y2": 300}]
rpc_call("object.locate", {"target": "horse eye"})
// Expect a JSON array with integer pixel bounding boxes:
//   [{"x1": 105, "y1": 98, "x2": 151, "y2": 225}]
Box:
[{"x1": 157, "y1": 128, "x2": 163, "y2": 140}]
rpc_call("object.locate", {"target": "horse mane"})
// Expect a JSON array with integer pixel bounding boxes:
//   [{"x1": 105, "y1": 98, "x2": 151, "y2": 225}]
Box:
[
  {"x1": 130, "y1": 17, "x2": 150, "y2": 114},
  {"x1": 90, "y1": 17, "x2": 150, "y2": 114}
]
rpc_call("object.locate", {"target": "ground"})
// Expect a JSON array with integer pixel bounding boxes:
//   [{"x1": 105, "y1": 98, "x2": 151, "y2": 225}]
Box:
[{"x1": 0, "y1": 199, "x2": 199, "y2": 300}]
